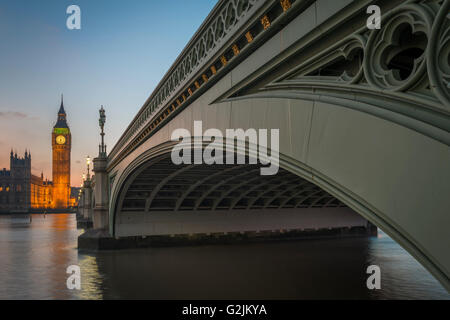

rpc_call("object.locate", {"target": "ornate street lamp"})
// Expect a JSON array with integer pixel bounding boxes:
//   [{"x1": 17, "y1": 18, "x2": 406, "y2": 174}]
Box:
[
  {"x1": 99, "y1": 106, "x2": 106, "y2": 157},
  {"x1": 86, "y1": 156, "x2": 91, "y2": 179}
]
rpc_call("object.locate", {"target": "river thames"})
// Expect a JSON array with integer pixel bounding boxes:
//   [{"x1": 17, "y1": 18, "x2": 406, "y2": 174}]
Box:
[{"x1": 0, "y1": 214, "x2": 448, "y2": 300}]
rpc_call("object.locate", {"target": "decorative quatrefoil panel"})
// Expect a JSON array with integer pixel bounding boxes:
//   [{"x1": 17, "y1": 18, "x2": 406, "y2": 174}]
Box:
[
  {"x1": 364, "y1": 3, "x2": 433, "y2": 92},
  {"x1": 428, "y1": 1, "x2": 450, "y2": 108}
]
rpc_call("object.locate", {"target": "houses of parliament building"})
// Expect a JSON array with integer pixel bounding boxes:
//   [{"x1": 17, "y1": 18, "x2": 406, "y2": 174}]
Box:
[{"x1": 0, "y1": 97, "x2": 78, "y2": 212}]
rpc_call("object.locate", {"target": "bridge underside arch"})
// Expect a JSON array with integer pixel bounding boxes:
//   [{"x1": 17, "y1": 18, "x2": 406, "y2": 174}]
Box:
[
  {"x1": 113, "y1": 151, "x2": 370, "y2": 238},
  {"x1": 121, "y1": 156, "x2": 345, "y2": 212}
]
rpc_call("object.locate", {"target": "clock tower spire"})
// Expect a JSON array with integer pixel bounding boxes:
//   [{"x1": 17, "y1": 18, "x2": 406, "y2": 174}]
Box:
[{"x1": 52, "y1": 95, "x2": 71, "y2": 209}]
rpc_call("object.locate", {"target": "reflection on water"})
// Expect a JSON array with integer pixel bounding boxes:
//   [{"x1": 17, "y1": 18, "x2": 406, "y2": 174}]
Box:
[
  {"x1": 0, "y1": 214, "x2": 448, "y2": 299},
  {"x1": 366, "y1": 232, "x2": 449, "y2": 300},
  {"x1": 0, "y1": 214, "x2": 81, "y2": 299}
]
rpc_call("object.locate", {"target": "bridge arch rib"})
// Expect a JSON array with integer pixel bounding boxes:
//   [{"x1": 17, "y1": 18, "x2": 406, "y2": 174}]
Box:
[{"x1": 112, "y1": 144, "x2": 347, "y2": 217}]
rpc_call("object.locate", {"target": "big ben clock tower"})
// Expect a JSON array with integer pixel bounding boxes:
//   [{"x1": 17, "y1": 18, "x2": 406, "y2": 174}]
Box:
[{"x1": 52, "y1": 95, "x2": 71, "y2": 209}]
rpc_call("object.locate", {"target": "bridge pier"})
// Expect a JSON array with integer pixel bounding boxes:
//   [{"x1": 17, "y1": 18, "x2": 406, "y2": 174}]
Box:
[
  {"x1": 79, "y1": 206, "x2": 376, "y2": 250},
  {"x1": 78, "y1": 162, "x2": 112, "y2": 243},
  {"x1": 78, "y1": 225, "x2": 376, "y2": 251},
  {"x1": 76, "y1": 179, "x2": 93, "y2": 229},
  {"x1": 76, "y1": 192, "x2": 84, "y2": 219},
  {"x1": 78, "y1": 106, "x2": 113, "y2": 248},
  {"x1": 116, "y1": 207, "x2": 375, "y2": 237},
  {"x1": 83, "y1": 179, "x2": 93, "y2": 220},
  {"x1": 92, "y1": 156, "x2": 109, "y2": 230}
]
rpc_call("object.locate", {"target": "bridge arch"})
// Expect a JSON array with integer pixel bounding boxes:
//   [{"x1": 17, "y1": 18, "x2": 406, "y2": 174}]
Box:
[
  {"x1": 109, "y1": 136, "x2": 449, "y2": 290},
  {"x1": 111, "y1": 142, "x2": 348, "y2": 221}
]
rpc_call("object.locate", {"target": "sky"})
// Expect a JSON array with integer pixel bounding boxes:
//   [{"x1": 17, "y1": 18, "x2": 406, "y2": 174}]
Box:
[{"x1": 0, "y1": 0, "x2": 217, "y2": 187}]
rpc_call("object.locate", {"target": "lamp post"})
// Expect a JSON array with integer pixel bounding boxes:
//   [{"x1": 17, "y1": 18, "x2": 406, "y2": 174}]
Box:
[
  {"x1": 99, "y1": 106, "x2": 106, "y2": 157},
  {"x1": 86, "y1": 156, "x2": 91, "y2": 180},
  {"x1": 82, "y1": 157, "x2": 92, "y2": 220},
  {"x1": 89, "y1": 105, "x2": 109, "y2": 231}
]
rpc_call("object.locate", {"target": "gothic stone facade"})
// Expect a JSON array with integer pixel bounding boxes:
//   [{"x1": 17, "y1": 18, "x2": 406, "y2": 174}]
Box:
[
  {"x1": 0, "y1": 98, "x2": 76, "y2": 212},
  {"x1": 0, "y1": 152, "x2": 52, "y2": 212}
]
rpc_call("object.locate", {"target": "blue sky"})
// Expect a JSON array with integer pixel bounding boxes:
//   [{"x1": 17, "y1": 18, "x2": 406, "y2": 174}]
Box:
[{"x1": 0, "y1": 0, "x2": 217, "y2": 186}]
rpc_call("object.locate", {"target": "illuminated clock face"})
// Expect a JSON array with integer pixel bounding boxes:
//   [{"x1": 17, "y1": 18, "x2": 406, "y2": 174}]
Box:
[{"x1": 56, "y1": 135, "x2": 66, "y2": 145}]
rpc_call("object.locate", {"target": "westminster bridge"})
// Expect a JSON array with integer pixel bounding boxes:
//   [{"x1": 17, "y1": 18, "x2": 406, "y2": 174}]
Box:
[{"x1": 77, "y1": 0, "x2": 450, "y2": 291}]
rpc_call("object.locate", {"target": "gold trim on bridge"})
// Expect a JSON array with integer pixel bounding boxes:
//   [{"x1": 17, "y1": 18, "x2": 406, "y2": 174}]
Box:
[
  {"x1": 261, "y1": 15, "x2": 270, "y2": 30},
  {"x1": 280, "y1": 0, "x2": 292, "y2": 12}
]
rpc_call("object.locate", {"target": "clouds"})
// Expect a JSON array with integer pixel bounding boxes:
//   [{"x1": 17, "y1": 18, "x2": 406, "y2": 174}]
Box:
[
  {"x1": 0, "y1": 110, "x2": 38, "y2": 120},
  {"x1": 0, "y1": 111, "x2": 27, "y2": 118}
]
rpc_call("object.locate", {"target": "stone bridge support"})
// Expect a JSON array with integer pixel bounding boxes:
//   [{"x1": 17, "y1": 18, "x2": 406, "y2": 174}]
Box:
[
  {"x1": 93, "y1": 156, "x2": 109, "y2": 230},
  {"x1": 82, "y1": 179, "x2": 93, "y2": 220}
]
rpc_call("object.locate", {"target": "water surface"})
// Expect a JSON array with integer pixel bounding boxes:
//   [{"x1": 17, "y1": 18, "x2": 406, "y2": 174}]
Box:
[{"x1": 0, "y1": 214, "x2": 448, "y2": 299}]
